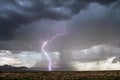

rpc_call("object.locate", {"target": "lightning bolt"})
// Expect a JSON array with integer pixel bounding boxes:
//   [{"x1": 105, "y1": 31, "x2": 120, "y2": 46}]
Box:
[
  {"x1": 41, "y1": 27, "x2": 66, "y2": 71},
  {"x1": 41, "y1": 41, "x2": 52, "y2": 71}
]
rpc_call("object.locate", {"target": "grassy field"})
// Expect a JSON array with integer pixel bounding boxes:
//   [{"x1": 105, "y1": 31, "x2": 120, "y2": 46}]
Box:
[{"x1": 0, "y1": 71, "x2": 120, "y2": 80}]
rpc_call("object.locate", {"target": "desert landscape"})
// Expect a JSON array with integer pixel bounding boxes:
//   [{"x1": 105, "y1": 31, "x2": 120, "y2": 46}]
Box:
[
  {"x1": 0, "y1": 0, "x2": 120, "y2": 80},
  {"x1": 0, "y1": 71, "x2": 120, "y2": 80}
]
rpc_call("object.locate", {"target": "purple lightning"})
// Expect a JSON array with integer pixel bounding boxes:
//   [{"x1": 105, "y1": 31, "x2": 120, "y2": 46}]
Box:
[
  {"x1": 41, "y1": 27, "x2": 66, "y2": 71},
  {"x1": 41, "y1": 41, "x2": 52, "y2": 71}
]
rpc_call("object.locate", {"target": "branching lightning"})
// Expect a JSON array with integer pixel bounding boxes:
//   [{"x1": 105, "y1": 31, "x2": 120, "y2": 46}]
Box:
[{"x1": 41, "y1": 27, "x2": 66, "y2": 71}]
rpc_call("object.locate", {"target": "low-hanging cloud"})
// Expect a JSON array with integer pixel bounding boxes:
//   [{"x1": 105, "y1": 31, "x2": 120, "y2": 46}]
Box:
[
  {"x1": 0, "y1": 50, "x2": 60, "y2": 68},
  {"x1": 71, "y1": 57, "x2": 120, "y2": 71},
  {"x1": 70, "y1": 44, "x2": 120, "y2": 62}
]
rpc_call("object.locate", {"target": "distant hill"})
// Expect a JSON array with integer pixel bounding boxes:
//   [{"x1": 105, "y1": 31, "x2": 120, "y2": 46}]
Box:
[
  {"x1": 0, "y1": 65, "x2": 71, "y2": 71},
  {"x1": 0, "y1": 65, "x2": 28, "y2": 71},
  {"x1": 0, "y1": 65, "x2": 54, "y2": 71}
]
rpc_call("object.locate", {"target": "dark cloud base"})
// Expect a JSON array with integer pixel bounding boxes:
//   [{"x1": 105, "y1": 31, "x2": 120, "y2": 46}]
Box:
[{"x1": 0, "y1": 0, "x2": 117, "y2": 39}]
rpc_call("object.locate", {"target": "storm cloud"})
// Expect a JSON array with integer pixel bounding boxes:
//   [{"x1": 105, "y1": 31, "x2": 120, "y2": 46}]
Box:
[
  {"x1": 70, "y1": 44, "x2": 120, "y2": 62},
  {"x1": 0, "y1": 0, "x2": 117, "y2": 41},
  {"x1": 0, "y1": 0, "x2": 120, "y2": 71},
  {"x1": 62, "y1": 2, "x2": 120, "y2": 50}
]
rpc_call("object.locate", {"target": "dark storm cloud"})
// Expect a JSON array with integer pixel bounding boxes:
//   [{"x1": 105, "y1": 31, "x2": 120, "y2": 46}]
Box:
[
  {"x1": 0, "y1": 0, "x2": 118, "y2": 40},
  {"x1": 85, "y1": 0, "x2": 118, "y2": 4},
  {"x1": 56, "y1": 2, "x2": 120, "y2": 68},
  {"x1": 65, "y1": 2, "x2": 120, "y2": 50},
  {"x1": 0, "y1": 0, "x2": 120, "y2": 71}
]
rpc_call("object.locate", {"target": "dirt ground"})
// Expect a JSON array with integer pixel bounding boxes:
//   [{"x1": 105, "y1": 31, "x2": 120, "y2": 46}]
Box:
[{"x1": 0, "y1": 71, "x2": 120, "y2": 80}]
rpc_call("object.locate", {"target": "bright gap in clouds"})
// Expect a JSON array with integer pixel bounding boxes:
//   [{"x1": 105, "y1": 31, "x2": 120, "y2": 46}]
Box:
[
  {"x1": 71, "y1": 57, "x2": 120, "y2": 71},
  {"x1": 69, "y1": 44, "x2": 120, "y2": 71},
  {"x1": 0, "y1": 50, "x2": 60, "y2": 68}
]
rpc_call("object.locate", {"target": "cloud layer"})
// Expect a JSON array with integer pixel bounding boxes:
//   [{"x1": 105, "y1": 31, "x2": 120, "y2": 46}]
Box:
[
  {"x1": 0, "y1": 0, "x2": 118, "y2": 41},
  {"x1": 0, "y1": 0, "x2": 120, "y2": 71},
  {"x1": 70, "y1": 44, "x2": 120, "y2": 62},
  {"x1": 0, "y1": 50, "x2": 60, "y2": 68},
  {"x1": 1, "y1": 44, "x2": 120, "y2": 71}
]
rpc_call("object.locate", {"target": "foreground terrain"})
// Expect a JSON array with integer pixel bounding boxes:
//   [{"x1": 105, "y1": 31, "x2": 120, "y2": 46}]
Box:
[{"x1": 0, "y1": 71, "x2": 120, "y2": 80}]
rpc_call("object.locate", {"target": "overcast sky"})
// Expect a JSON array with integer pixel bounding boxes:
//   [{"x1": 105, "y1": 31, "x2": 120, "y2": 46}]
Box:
[{"x1": 0, "y1": 0, "x2": 120, "y2": 71}]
